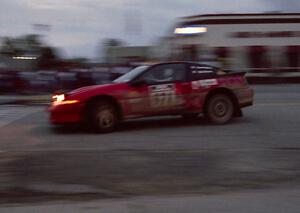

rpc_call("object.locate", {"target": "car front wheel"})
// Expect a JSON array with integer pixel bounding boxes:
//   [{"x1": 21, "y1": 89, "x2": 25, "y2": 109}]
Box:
[{"x1": 89, "y1": 101, "x2": 117, "y2": 133}]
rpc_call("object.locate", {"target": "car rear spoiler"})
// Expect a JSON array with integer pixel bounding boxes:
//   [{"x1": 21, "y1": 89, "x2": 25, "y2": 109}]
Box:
[{"x1": 219, "y1": 70, "x2": 247, "y2": 77}]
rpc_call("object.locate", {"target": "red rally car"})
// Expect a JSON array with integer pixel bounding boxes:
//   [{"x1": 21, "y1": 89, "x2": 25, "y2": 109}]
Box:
[{"x1": 49, "y1": 62, "x2": 254, "y2": 132}]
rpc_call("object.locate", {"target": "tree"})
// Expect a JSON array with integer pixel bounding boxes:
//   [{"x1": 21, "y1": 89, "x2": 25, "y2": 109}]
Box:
[
  {"x1": 103, "y1": 38, "x2": 124, "y2": 47},
  {"x1": 37, "y1": 46, "x2": 59, "y2": 70},
  {"x1": 0, "y1": 37, "x2": 22, "y2": 56},
  {"x1": 0, "y1": 34, "x2": 60, "y2": 70},
  {"x1": 0, "y1": 34, "x2": 43, "y2": 56},
  {"x1": 24, "y1": 34, "x2": 43, "y2": 55}
]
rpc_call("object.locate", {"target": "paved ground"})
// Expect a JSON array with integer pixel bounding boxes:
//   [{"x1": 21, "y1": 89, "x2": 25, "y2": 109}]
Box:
[
  {"x1": 0, "y1": 105, "x2": 43, "y2": 128},
  {"x1": 0, "y1": 94, "x2": 51, "y2": 105},
  {"x1": 1, "y1": 186, "x2": 300, "y2": 213},
  {"x1": 0, "y1": 84, "x2": 300, "y2": 212}
]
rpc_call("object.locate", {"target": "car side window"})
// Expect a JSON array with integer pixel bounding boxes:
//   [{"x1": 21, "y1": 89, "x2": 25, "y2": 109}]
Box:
[
  {"x1": 189, "y1": 65, "x2": 216, "y2": 81},
  {"x1": 141, "y1": 64, "x2": 186, "y2": 84}
]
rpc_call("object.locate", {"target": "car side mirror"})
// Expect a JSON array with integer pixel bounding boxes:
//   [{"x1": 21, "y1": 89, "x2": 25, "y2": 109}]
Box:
[{"x1": 130, "y1": 79, "x2": 147, "y2": 87}]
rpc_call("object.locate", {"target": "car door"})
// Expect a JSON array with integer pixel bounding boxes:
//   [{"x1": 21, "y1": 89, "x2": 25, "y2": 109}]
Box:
[
  {"x1": 186, "y1": 64, "x2": 218, "y2": 111},
  {"x1": 135, "y1": 63, "x2": 189, "y2": 115}
]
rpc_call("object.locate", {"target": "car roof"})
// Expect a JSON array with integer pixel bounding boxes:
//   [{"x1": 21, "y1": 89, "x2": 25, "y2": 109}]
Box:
[{"x1": 150, "y1": 61, "x2": 218, "y2": 70}]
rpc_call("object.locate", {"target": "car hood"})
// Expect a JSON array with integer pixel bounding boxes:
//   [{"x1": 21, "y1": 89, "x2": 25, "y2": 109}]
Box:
[
  {"x1": 68, "y1": 83, "x2": 127, "y2": 96},
  {"x1": 68, "y1": 85, "x2": 101, "y2": 95}
]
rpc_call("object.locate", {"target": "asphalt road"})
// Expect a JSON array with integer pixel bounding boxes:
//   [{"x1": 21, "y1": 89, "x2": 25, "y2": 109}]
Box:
[
  {"x1": 2, "y1": 187, "x2": 300, "y2": 213},
  {"x1": 0, "y1": 84, "x2": 300, "y2": 210}
]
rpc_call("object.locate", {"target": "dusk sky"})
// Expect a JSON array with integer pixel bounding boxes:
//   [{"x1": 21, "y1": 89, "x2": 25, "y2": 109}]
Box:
[{"x1": 1, "y1": 0, "x2": 299, "y2": 59}]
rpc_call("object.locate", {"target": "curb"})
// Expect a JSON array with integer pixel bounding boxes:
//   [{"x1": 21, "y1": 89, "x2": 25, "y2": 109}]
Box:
[
  {"x1": 247, "y1": 76, "x2": 300, "y2": 84},
  {"x1": 0, "y1": 100, "x2": 50, "y2": 106},
  {"x1": 0, "y1": 95, "x2": 51, "y2": 106},
  {"x1": 246, "y1": 72, "x2": 300, "y2": 84}
]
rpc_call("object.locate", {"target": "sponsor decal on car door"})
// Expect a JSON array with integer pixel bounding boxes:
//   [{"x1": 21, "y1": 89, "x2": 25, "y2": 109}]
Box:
[{"x1": 149, "y1": 84, "x2": 180, "y2": 108}]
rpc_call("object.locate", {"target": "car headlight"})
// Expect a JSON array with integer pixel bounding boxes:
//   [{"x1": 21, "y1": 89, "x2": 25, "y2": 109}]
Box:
[
  {"x1": 52, "y1": 94, "x2": 79, "y2": 105},
  {"x1": 52, "y1": 94, "x2": 65, "y2": 102}
]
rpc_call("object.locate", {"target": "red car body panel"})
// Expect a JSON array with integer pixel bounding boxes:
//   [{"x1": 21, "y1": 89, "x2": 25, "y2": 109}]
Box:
[
  {"x1": 49, "y1": 102, "x2": 84, "y2": 124},
  {"x1": 49, "y1": 63, "x2": 254, "y2": 125}
]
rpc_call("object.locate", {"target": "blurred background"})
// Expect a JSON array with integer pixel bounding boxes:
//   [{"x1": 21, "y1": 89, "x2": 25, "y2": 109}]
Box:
[{"x1": 1, "y1": 0, "x2": 300, "y2": 95}]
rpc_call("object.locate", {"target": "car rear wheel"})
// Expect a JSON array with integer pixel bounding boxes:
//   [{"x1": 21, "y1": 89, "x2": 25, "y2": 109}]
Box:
[
  {"x1": 89, "y1": 100, "x2": 117, "y2": 133},
  {"x1": 205, "y1": 94, "x2": 234, "y2": 124}
]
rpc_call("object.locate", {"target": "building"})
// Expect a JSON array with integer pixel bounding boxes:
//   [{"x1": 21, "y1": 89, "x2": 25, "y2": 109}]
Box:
[
  {"x1": 160, "y1": 13, "x2": 300, "y2": 71},
  {"x1": 105, "y1": 46, "x2": 152, "y2": 65}
]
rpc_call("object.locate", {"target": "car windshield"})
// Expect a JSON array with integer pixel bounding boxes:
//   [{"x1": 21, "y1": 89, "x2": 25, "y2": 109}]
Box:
[{"x1": 113, "y1": 66, "x2": 149, "y2": 83}]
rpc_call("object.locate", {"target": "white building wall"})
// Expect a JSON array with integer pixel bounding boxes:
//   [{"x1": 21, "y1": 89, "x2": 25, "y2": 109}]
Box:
[
  {"x1": 204, "y1": 23, "x2": 300, "y2": 47},
  {"x1": 165, "y1": 14, "x2": 300, "y2": 69}
]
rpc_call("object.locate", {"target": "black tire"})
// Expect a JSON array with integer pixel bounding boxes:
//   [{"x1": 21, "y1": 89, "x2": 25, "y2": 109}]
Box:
[
  {"x1": 88, "y1": 100, "x2": 117, "y2": 133},
  {"x1": 205, "y1": 94, "x2": 234, "y2": 124}
]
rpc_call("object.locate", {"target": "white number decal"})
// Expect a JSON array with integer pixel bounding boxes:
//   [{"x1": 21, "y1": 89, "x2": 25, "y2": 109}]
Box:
[
  {"x1": 192, "y1": 79, "x2": 218, "y2": 89},
  {"x1": 149, "y1": 84, "x2": 177, "y2": 108}
]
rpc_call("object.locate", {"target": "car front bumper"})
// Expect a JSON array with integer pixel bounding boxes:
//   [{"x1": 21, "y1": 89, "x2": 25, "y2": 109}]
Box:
[{"x1": 48, "y1": 102, "x2": 85, "y2": 125}]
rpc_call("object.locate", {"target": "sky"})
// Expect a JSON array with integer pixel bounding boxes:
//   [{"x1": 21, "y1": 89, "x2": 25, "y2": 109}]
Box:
[{"x1": 0, "y1": 0, "x2": 299, "y2": 59}]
